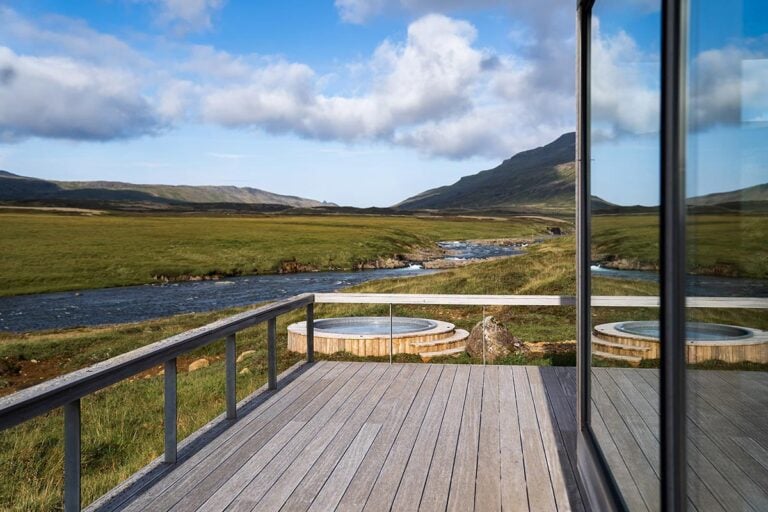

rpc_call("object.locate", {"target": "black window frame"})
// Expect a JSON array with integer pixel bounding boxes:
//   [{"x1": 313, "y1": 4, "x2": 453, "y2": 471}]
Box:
[{"x1": 575, "y1": 0, "x2": 688, "y2": 510}]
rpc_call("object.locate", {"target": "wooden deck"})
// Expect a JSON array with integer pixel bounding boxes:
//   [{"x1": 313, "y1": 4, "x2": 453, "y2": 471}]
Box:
[
  {"x1": 96, "y1": 362, "x2": 586, "y2": 511},
  {"x1": 592, "y1": 368, "x2": 768, "y2": 512},
  {"x1": 90, "y1": 361, "x2": 768, "y2": 512}
]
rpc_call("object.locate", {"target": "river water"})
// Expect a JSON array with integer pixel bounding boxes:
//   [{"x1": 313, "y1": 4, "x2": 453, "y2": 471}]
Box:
[
  {"x1": 2, "y1": 241, "x2": 763, "y2": 333},
  {"x1": 0, "y1": 241, "x2": 525, "y2": 333},
  {"x1": 591, "y1": 265, "x2": 768, "y2": 297}
]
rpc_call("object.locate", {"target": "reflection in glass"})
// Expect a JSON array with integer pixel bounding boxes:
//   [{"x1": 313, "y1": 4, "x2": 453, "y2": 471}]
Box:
[
  {"x1": 685, "y1": 0, "x2": 768, "y2": 509},
  {"x1": 589, "y1": 1, "x2": 661, "y2": 510}
]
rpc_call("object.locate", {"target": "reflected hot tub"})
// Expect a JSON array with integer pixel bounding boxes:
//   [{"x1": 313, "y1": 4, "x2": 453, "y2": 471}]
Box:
[{"x1": 593, "y1": 321, "x2": 768, "y2": 364}]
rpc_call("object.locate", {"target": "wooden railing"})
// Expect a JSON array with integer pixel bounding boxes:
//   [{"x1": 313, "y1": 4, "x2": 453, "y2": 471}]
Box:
[
  {"x1": 1, "y1": 292, "x2": 765, "y2": 511},
  {"x1": 315, "y1": 293, "x2": 768, "y2": 308},
  {"x1": 0, "y1": 293, "x2": 315, "y2": 512}
]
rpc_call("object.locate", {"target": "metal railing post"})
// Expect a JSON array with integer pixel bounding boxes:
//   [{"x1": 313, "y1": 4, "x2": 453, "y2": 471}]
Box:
[
  {"x1": 64, "y1": 399, "x2": 81, "y2": 512},
  {"x1": 389, "y1": 304, "x2": 393, "y2": 364},
  {"x1": 164, "y1": 358, "x2": 177, "y2": 464},
  {"x1": 268, "y1": 318, "x2": 277, "y2": 390},
  {"x1": 482, "y1": 306, "x2": 487, "y2": 365},
  {"x1": 306, "y1": 304, "x2": 314, "y2": 363},
  {"x1": 225, "y1": 334, "x2": 237, "y2": 420}
]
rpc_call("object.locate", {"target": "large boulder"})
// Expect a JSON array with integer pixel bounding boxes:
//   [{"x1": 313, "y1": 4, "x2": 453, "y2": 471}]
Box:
[{"x1": 466, "y1": 316, "x2": 527, "y2": 362}]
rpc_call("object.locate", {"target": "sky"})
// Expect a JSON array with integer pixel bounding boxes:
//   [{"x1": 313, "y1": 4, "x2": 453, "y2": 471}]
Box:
[
  {"x1": 0, "y1": 0, "x2": 765, "y2": 207},
  {"x1": 590, "y1": 0, "x2": 768, "y2": 205}
]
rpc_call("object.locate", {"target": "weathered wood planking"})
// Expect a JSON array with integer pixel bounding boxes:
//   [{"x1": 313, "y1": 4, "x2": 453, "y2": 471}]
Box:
[
  {"x1": 253, "y1": 365, "x2": 403, "y2": 511},
  {"x1": 95, "y1": 362, "x2": 589, "y2": 512}
]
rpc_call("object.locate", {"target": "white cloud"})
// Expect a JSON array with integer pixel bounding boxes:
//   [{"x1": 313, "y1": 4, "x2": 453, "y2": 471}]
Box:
[
  {"x1": 150, "y1": 0, "x2": 225, "y2": 34},
  {"x1": 202, "y1": 16, "x2": 488, "y2": 143},
  {"x1": 589, "y1": 21, "x2": 768, "y2": 138},
  {"x1": 0, "y1": 7, "x2": 147, "y2": 67},
  {"x1": 690, "y1": 47, "x2": 768, "y2": 128},
  {"x1": 201, "y1": 14, "x2": 572, "y2": 159},
  {"x1": 0, "y1": 47, "x2": 162, "y2": 141},
  {"x1": 156, "y1": 79, "x2": 197, "y2": 121},
  {"x1": 589, "y1": 19, "x2": 660, "y2": 139},
  {"x1": 0, "y1": 5, "x2": 579, "y2": 159},
  {"x1": 335, "y1": 0, "x2": 503, "y2": 24}
]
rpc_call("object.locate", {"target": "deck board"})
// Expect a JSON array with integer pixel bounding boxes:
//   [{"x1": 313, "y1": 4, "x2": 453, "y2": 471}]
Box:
[
  {"x1": 362, "y1": 365, "x2": 444, "y2": 512},
  {"x1": 100, "y1": 362, "x2": 583, "y2": 512},
  {"x1": 389, "y1": 365, "x2": 456, "y2": 512},
  {"x1": 95, "y1": 362, "x2": 768, "y2": 512},
  {"x1": 592, "y1": 367, "x2": 768, "y2": 512},
  {"x1": 162, "y1": 362, "x2": 366, "y2": 511},
  {"x1": 254, "y1": 364, "x2": 403, "y2": 511},
  {"x1": 418, "y1": 365, "x2": 469, "y2": 512}
]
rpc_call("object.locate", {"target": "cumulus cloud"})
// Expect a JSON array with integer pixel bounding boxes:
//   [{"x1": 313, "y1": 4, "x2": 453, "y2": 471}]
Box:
[
  {"x1": 0, "y1": 47, "x2": 162, "y2": 141},
  {"x1": 590, "y1": 21, "x2": 660, "y2": 139},
  {"x1": 200, "y1": 14, "x2": 572, "y2": 159},
  {"x1": 589, "y1": 21, "x2": 768, "y2": 139},
  {"x1": 149, "y1": 0, "x2": 225, "y2": 34},
  {"x1": 203, "y1": 16, "x2": 488, "y2": 145},
  {"x1": 690, "y1": 46, "x2": 768, "y2": 128},
  {"x1": 335, "y1": 0, "x2": 503, "y2": 24},
  {"x1": 0, "y1": 7, "x2": 147, "y2": 67}
]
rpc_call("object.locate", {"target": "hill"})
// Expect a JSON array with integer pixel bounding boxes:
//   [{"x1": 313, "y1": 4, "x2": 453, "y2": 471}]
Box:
[
  {"x1": 396, "y1": 133, "x2": 577, "y2": 211},
  {"x1": 687, "y1": 183, "x2": 768, "y2": 206},
  {"x1": 0, "y1": 171, "x2": 333, "y2": 208}
]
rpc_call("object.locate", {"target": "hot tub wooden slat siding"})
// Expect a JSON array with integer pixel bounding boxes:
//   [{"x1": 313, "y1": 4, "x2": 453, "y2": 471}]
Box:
[
  {"x1": 593, "y1": 322, "x2": 768, "y2": 365},
  {"x1": 287, "y1": 318, "x2": 469, "y2": 357}
]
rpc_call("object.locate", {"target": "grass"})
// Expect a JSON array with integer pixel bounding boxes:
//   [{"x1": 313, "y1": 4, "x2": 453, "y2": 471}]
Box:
[
  {"x1": 2, "y1": 213, "x2": 766, "y2": 509},
  {"x1": 0, "y1": 313, "x2": 303, "y2": 510},
  {"x1": 593, "y1": 213, "x2": 768, "y2": 278},
  {"x1": 0, "y1": 212, "x2": 564, "y2": 297}
]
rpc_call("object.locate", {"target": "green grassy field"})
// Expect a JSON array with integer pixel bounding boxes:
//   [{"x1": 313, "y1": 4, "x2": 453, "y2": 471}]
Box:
[
  {"x1": 592, "y1": 213, "x2": 768, "y2": 278},
  {"x1": 2, "y1": 213, "x2": 767, "y2": 509},
  {"x1": 0, "y1": 212, "x2": 565, "y2": 297}
]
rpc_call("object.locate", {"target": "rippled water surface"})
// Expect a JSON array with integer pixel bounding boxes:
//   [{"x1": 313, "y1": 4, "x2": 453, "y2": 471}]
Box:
[{"x1": 0, "y1": 241, "x2": 521, "y2": 332}]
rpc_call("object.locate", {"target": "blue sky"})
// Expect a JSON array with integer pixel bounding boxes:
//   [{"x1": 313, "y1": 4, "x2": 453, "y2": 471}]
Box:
[
  {"x1": 591, "y1": 0, "x2": 768, "y2": 205},
  {"x1": 0, "y1": 0, "x2": 577, "y2": 206},
  {"x1": 0, "y1": 1, "x2": 765, "y2": 207}
]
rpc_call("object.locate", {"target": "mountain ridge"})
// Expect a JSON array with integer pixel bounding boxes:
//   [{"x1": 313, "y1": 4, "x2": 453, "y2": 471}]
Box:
[
  {"x1": 396, "y1": 133, "x2": 768, "y2": 213},
  {"x1": 396, "y1": 133, "x2": 577, "y2": 211},
  {"x1": 0, "y1": 171, "x2": 334, "y2": 208}
]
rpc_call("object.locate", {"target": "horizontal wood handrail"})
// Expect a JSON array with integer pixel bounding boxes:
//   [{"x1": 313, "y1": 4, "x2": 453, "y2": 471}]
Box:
[
  {"x1": 0, "y1": 293, "x2": 314, "y2": 430},
  {"x1": 315, "y1": 293, "x2": 768, "y2": 309}
]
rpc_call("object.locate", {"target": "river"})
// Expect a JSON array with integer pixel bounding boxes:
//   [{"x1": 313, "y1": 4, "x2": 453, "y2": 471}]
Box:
[
  {"x1": 2, "y1": 241, "x2": 762, "y2": 333},
  {"x1": 0, "y1": 241, "x2": 525, "y2": 333},
  {"x1": 591, "y1": 265, "x2": 768, "y2": 297}
]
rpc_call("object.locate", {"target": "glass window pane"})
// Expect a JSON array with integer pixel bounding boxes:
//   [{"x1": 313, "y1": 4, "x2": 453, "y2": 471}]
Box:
[
  {"x1": 685, "y1": 0, "x2": 768, "y2": 509},
  {"x1": 589, "y1": 1, "x2": 661, "y2": 509}
]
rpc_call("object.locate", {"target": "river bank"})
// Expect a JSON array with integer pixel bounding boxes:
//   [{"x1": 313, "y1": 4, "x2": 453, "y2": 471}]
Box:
[{"x1": 0, "y1": 240, "x2": 527, "y2": 332}]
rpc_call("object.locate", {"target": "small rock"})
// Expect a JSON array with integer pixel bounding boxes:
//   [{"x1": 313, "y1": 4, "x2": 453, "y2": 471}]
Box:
[
  {"x1": 188, "y1": 358, "x2": 209, "y2": 372},
  {"x1": 236, "y1": 350, "x2": 256, "y2": 363},
  {"x1": 239, "y1": 367, "x2": 251, "y2": 375},
  {"x1": 30, "y1": 359, "x2": 39, "y2": 364}
]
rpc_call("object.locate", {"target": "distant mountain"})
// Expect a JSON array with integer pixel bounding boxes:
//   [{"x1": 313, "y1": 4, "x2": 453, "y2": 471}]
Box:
[
  {"x1": 395, "y1": 134, "x2": 768, "y2": 214},
  {"x1": 0, "y1": 171, "x2": 334, "y2": 208},
  {"x1": 396, "y1": 133, "x2": 577, "y2": 211},
  {"x1": 687, "y1": 183, "x2": 768, "y2": 206}
]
